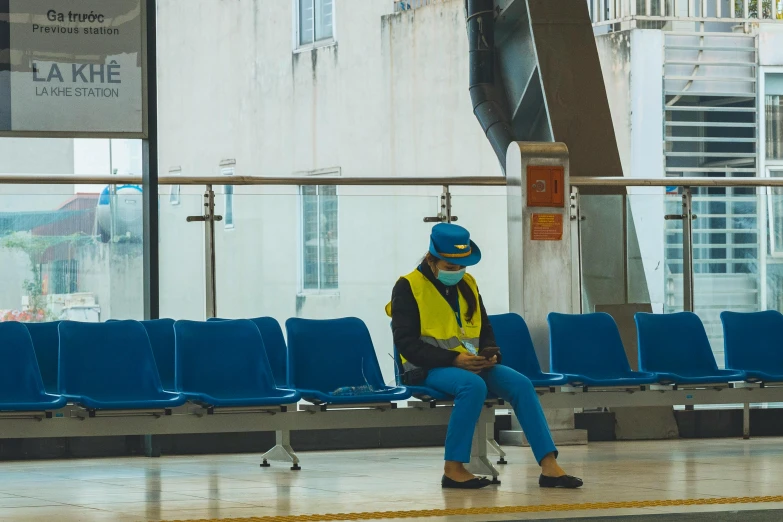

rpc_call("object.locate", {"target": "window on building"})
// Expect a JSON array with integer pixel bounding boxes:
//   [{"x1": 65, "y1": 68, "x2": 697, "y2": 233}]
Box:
[
  {"x1": 52, "y1": 260, "x2": 78, "y2": 295},
  {"x1": 169, "y1": 167, "x2": 181, "y2": 205},
  {"x1": 297, "y1": 0, "x2": 334, "y2": 48},
  {"x1": 301, "y1": 185, "x2": 338, "y2": 291},
  {"x1": 222, "y1": 165, "x2": 235, "y2": 229},
  {"x1": 766, "y1": 73, "x2": 783, "y2": 160}
]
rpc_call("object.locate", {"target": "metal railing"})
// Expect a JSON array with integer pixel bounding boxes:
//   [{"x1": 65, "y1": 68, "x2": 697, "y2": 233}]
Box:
[
  {"x1": 2, "y1": 173, "x2": 782, "y2": 319},
  {"x1": 5, "y1": 174, "x2": 783, "y2": 187},
  {"x1": 0, "y1": 174, "x2": 506, "y2": 186},
  {"x1": 590, "y1": 0, "x2": 783, "y2": 25}
]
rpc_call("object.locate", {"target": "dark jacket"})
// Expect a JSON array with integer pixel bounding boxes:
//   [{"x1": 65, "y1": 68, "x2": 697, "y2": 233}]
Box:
[{"x1": 390, "y1": 263, "x2": 498, "y2": 382}]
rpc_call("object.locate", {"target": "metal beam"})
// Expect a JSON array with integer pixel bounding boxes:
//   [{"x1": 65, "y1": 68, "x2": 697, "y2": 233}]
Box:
[
  {"x1": 0, "y1": 403, "x2": 493, "y2": 440},
  {"x1": 142, "y1": 0, "x2": 159, "y2": 320}
]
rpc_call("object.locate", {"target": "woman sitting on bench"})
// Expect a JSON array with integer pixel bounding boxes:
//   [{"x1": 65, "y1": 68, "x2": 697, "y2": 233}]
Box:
[{"x1": 387, "y1": 223, "x2": 583, "y2": 490}]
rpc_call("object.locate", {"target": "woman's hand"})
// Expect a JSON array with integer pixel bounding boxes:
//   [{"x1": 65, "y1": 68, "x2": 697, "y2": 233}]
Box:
[{"x1": 453, "y1": 353, "x2": 496, "y2": 373}]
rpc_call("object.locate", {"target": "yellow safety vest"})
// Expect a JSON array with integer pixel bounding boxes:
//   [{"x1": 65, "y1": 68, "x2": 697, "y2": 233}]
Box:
[{"x1": 385, "y1": 269, "x2": 482, "y2": 370}]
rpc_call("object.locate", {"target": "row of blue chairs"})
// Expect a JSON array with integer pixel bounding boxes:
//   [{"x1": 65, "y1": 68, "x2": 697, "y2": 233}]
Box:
[
  {"x1": 400, "y1": 311, "x2": 783, "y2": 401},
  {"x1": 2, "y1": 310, "x2": 782, "y2": 413},
  {"x1": 508, "y1": 311, "x2": 783, "y2": 387},
  {"x1": 1, "y1": 317, "x2": 408, "y2": 412},
  {"x1": 404, "y1": 310, "x2": 783, "y2": 394}
]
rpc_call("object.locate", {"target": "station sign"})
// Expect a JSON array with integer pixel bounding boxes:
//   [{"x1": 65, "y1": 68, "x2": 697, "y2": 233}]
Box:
[{"x1": 0, "y1": 0, "x2": 146, "y2": 137}]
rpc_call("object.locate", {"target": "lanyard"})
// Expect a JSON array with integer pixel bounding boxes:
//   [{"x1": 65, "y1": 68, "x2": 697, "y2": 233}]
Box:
[{"x1": 453, "y1": 295, "x2": 466, "y2": 336}]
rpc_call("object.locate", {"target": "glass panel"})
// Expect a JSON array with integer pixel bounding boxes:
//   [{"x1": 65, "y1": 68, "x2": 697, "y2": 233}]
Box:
[
  {"x1": 207, "y1": 190, "x2": 508, "y2": 383},
  {"x1": 315, "y1": 0, "x2": 334, "y2": 41},
  {"x1": 222, "y1": 167, "x2": 235, "y2": 229},
  {"x1": 770, "y1": 170, "x2": 783, "y2": 257},
  {"x1": 318, "y1": 185, "x2": 338, "y2": 290},
  {"x1": 688, "y1": 187, "x2": 761, "y2": 367},
  {"x1": 301, "y1": 186, "x2": 319, "y2": 290},
  {"x1": 299, "y1": 0, "x2": 315, "y2": 46},
  {"x1": 159, "y1": 193, "x2": 206, "y2": 320},
  {"x1": 450, "y1": 189, "x2": 509, "y2": 317},
  {"x1": 0, "y1": 187, "x2": 144, "y2": 322},
  {"x1": 767, "y1": 188, "x2": 783, "y2": 312},
  {"x1": 224, "y1": 185, "x2": 234, "y2": 228},
  {"x1": 169, "y1": 184, "x2": 181, "y2": 205},
  {"x1": 767, "y1": 94, "x2": 783, "y2": 160},
  {"x1": 577, "y1": 192, "x2": 667, "y2": 318}
]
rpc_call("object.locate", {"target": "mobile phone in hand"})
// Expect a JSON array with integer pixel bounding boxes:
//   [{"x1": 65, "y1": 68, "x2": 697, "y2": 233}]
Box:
[{"x1": 478, "y1": 347, "x2": 500, "y2": 360}]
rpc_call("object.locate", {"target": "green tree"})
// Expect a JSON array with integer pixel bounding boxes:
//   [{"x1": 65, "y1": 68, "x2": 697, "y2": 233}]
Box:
[
  {"x1": 0, "y1": 232, "x2": 92, "y2": 321},
  {"x1": 736, "y1": 0, "x2": 775, "y2": 18}
]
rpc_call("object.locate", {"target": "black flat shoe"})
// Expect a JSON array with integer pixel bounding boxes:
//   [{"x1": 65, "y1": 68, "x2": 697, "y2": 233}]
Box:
[
  {"x1": 539, "y1": 474, "x2": 583, "y2": 489},
  {"x1": 441, "y1": 475, "x2": 492, "y2": 489}
]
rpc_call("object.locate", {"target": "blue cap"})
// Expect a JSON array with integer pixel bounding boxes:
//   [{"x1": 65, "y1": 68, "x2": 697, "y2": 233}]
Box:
[{"x1": 428, "y1": 223, "x2": 482, "y2": 267}]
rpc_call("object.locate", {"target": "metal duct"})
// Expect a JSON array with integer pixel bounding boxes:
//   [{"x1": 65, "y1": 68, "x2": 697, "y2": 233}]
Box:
[{"x1": 466, "y1": 0, "x2": 514, "y2": 173}]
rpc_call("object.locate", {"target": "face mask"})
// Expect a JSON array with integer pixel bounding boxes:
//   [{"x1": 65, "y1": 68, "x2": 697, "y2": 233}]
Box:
[{"x1": 437, "y1": 268, "x2": 466, "y2": 286}]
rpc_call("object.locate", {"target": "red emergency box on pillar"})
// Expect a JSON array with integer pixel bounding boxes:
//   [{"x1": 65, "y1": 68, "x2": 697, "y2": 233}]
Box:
[{"x1": 527, "y1": 166, "x2": 565, "y2": 208}]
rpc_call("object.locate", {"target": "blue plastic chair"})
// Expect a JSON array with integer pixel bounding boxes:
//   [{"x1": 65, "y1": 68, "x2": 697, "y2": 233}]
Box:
[
  {"x1": 23, "y1": 321, "x2": 61, "y2": 394},
  {"x1": 721, "y1": 310, "x2": 783, "y2": 382},
  {"x1": 549, "y1": 313, "x2": 659, "y2": 386},
  {"x1": 391, "y1": 342, "x2": 451, "y2": 401},
  {"x1": 0, "y1": 322, "x2": 66, "y2": 411},
  {"x1": 286, "y1": 317, "x2": 411, "y2": 404},
  {"x1": 387, "y1": 320, "x2": 451, "y2": 400},
  {"x1": 208, "y1": 317, "x2": 288, "y2": 386},
  {"x1": 635, "y1": 312, "x2": 747, "y2": 384},
  {"x1": 388, "y1": 322, "x2": 505, "y2": 402},
  {"x1": 251, "y1": 317, "x2": 290, "y2": 387},
  {"x1": 139, "y1": 319, "x2": 177, "y2": 391},
  {"x1": 58, "y1": 321, "x2": 187, "y2": 410},
  {"x1": 174, "y1": 319, "x2": 300, "y2": 407},
  {"x1": 490, "y1": 313, "x2": 569, "y2": 387}
]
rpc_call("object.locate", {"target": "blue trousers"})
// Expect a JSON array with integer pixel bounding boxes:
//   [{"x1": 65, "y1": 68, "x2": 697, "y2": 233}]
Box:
[{"x1": 425, "y1": 365, "x2": 558, "y2": 465}]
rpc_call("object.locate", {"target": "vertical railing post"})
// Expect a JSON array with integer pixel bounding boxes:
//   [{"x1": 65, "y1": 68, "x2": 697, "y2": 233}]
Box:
[
  {"x1": 442, "y1": 185, "x2": 453, "y2": 223},
  {"x1": 187, "y1": 185, "x2": 221, "y2": 319},
  {"x1": 570, "y1": 186, "x2": 584, "y2": 313},
  {"x1": 423, "y1": 186, "x2": 456, "y2": 224},
  {"x1": 743, "y1": 0, "x2": 749, "y2": 18},
  {"x1": 682, "y1": 187, "x2": 695, "y2": 312},
  {"x1": 665, "y1": 187, "x2": 696, "y2": 313},
  {"x1": 204, "y1": 185, "x2": 218, "y2": 318}
]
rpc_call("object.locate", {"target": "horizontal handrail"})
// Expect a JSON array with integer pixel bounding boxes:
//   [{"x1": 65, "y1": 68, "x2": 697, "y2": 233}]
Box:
[
  {"x1": 3, "y1": 174, "x2": 783, "y2": 188},
  {"x1": 160, "y1": 176, "x2": 509, "y2": 187},
  {"x1": 0, "y1": 174, "x2": 506, "y2": 187},
  {"x1": 0, "y1": 174, "x2": 142, "y2": 185},
  {"x1": 571, "y1": 177, "x2": 783, "y2": 187}
]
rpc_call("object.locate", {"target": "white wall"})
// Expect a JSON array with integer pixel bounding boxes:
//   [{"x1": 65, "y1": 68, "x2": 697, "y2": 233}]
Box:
[
  {"x1": 156, "y1": 0, "x2": 508, "y2": 381},
  {"x1": 592, "y1": 29, "x2": 665, "y2": 311},
  {"x1": 628, "y1": 30, "x2": 665, "y2": 309}
]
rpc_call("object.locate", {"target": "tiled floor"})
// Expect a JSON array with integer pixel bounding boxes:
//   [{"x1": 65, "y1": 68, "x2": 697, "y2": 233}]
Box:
[{"x1": 0, "y1": 438, "x2": 783, "y2": 521}]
